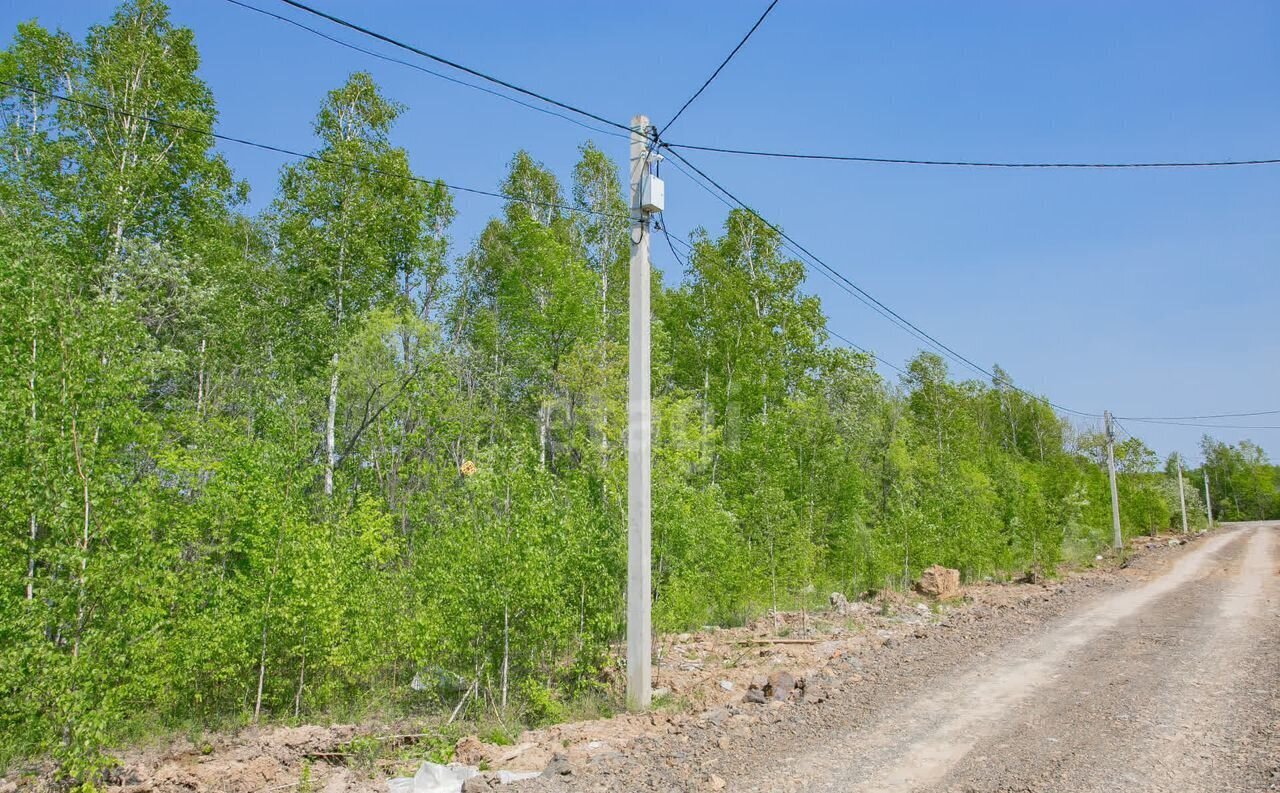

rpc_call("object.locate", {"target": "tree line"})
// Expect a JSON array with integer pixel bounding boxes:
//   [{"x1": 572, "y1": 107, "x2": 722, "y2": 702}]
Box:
[{"x1": 1, "y1": 1, "x2": 1276, "y2": 781}]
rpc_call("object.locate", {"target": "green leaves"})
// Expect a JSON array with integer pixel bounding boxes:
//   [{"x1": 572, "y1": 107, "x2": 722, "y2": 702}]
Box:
[
  {"x1": 8, "y1": 3, "x2": 1271, "y2": 784},
  {"x1": 1200, "y1": 437, "x2": 1279, "y2": 521}
]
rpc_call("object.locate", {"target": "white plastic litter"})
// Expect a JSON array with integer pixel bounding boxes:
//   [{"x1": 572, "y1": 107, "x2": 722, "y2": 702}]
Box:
[
  {"x1": 386, "y1": 762, "x2": 539, "y2": 793},
  {"x1": 387, "y1": 762, "x2": 475, "y2": 793}
]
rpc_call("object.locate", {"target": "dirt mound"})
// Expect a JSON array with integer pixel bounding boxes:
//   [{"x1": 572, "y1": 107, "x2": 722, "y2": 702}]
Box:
[{"x1": 100, "y1": 724, "x2": 368, "y2": 793}]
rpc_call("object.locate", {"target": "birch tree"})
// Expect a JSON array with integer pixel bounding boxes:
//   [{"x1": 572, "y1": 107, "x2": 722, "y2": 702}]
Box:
[{"x1": 271, "y1": 72, "x2": 442, "y2": 496}]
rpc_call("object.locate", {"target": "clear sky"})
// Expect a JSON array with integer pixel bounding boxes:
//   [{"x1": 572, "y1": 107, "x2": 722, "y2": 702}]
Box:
[{"x1": 5, "y1": 0, "x2": 1278, "y2": 463}]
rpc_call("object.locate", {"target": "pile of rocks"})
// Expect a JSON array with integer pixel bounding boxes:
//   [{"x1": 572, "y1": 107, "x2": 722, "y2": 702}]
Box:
[
  {"x1": 740, "y1": 670, "x2": 829, "y2": 705},
  {"x1": 829, "y1": 591, "x2": 852, "y2": 614}
]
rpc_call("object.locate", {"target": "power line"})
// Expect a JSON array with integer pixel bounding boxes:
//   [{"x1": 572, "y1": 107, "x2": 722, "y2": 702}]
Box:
[
  {"x1": 1114, "y1": 417, "x2": 1280, "y2": 430},
  {"x1": 664, "y1": 147, "x2": 1082, "y2": 403},
  {"x1": 659, "y1": 214, "x2": 904, "y2": 378},
  {"x1": 664, "y1": 227, "x2": 694, "y2": 253},
  {"x1": 661, "y1": 145, "x2": 1100, "y2": 418},
  {"x1": 1116, "y1": 409, "x2": 1280, "y2": 421},
  {"x1": 7, "y1": 79, "x2": 909, "y2": 393},
  {"x1": 15, "y1": 83, "x2": 1252, "y2": 430},
  {"x1": 662, "y1": 149, "x2": 738, "y2": 213},
  {"x1": 662, "y1": 141, "x2": 1280, "y2": 169},
  {"x1": 656, "y1": 216, "x2": 689, "y2": 270},
  {"x1": 669, "y1": 149, "x2": 1280, "y2": 428},
  {"x1": 223, "y1": 0, "x2": 627, "y2": 141},
  {"x1": 663, "y1": 163, "x2": 958, "y2": 385},
  {"x1": 663, "y1": 146, "x2": 996, "y2": 371},
  {"x1": 661, "y1": 151, "x2": 968, "y2": 364},
  {"x1": 262, "y1": 0, "x2": 1278, "y2": 180},
  {"x1": 660, "y1": 0, "x2": 780, "y2": 138},
  {"x1": 826, "y1": 328, "x2": 908, "y2": 376},
  {"x1": 656, "y1": 205, "x2": 905, "y2": 379},
  {"x1": 0, "y1": 80, "x2": 628, "y2": 221},
  {"x1": 273, "y1": 0, "x2": 632, "y2": 135},
  {"x1": 666, "y1": 145, "x2": 1270, "y2": 427},
  {"x1": 653, "y1": 145, "x2": 1269, "y2": 427},
  {"x1": 1110, "y1": 418, "x2": 1131, "y2": 441}
]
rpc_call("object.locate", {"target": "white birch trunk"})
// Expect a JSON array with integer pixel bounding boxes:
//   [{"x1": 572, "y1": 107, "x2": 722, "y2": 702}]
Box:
[
  {"x1": 539, "y1": 399, "x2": 549, "y2": 467},
  {"x1": 195, "y1": 338, "x2": 207, "y2": 416},
  {"x1": 501, "y1": 603, "x2": 510, "y2": 711},
  {"x1": 324, "y1": 250, "x2": 345, "y2": 497},
  {"x1": 324, "y1": 357, "x2": 339, "y2": 497},
  {"x1": 26, "y1": 332, "x2": 36, "y2": 600},
  {"x1": 253, "y1": 549, "x2": 280, "y2": 722}
]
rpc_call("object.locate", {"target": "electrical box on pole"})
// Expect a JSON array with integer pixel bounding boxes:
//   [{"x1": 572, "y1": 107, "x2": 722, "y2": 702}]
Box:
[{"x1": 640, "y1": 170, "x2": 664, "y2": 214}]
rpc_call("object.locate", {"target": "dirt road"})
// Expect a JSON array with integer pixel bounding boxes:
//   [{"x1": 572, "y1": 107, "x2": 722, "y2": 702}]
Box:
[{"x1": 525, "y1": 522, "x2": 1280, "y2": 792}]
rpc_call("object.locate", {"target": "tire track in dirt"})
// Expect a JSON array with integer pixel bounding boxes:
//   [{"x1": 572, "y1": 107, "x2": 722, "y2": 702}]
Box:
[
  {"x1": 515, "y1": 527, "x2": 1276, "y2": 793},
  {"x1": 924, "y1": 523, "x2": 1278, "y2": 792},
  {"x1": 1120, "y1": 523, "x2": 1279, "y2": 792},
  {"x1": 738, "y1": 527, "x2": 1258, "y2": 792}
]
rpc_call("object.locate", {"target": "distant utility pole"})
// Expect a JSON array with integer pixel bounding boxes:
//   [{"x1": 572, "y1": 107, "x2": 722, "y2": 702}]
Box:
[
  {"x1": 1175, "y1": 453, "x2": 1188, "y2": 535},
  {"x1": 1204, "y1": 473, "x2": 1214, "y2": 529},
  {"x1": 627, "y1": 114, "x2": 662, "y2": 711},
  {"x1": 1104, "y1": 410, "x2": 1122, "y2": 550}
]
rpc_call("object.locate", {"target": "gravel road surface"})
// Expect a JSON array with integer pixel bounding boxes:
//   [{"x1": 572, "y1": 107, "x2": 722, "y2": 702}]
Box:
[{"x1": 523, "y1": 522, "x2": 1279, "y2": 792}]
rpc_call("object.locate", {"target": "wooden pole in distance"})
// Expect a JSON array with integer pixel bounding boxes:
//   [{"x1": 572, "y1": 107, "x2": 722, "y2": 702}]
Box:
[
  {"x1": 1105, "y1": 410, "x2": 1122, "y2": 550},
  {"x1": 1204, "y1": 473, "x2": 1214, "y2": 529},
  {"x1": 1176, "y1": 453, "x2": 1188, "y2": 535}
]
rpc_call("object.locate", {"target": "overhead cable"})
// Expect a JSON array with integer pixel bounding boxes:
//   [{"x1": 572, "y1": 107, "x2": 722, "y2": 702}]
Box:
[
  {"x1": 223, "y1": 0, "x2": 627, "y2": 140},
  {"x1": 660, "y1": 152, "x2": 963, "y2": 364},
  {"x1": 1116, "y1": 409, "x2": 1280, "y2": 421},
  {"x1": 827, "y1": 328, "x2": 908, "y2": 376},
  {"x1": 656, "y1": 215, "x2": 690, "y2": 270},
  {"x1": 662, "y1": 217, "x2": 905, "y2": 378},
  {"x1": 0, "y1": 81, "x2": 628, "y2": 221},
  {"x1": 273, "y1": 0, "x2": 632, "y2": 134},
  {"x1": 661, "y1": 145, "x2": 1100, "y2": 418},
  {"x1": 662, "y1": 142, "x2": 1280, "y2": 169},
  {"x1": 1114, "y1": 417, "x2": 1280, "y2": 430},
  {"x1": 660, "y1": 0, "x2": 780, "y2": 138}
]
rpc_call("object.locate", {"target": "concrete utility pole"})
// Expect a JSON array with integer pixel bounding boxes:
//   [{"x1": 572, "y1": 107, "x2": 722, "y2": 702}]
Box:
[
  {"x1": 1176, "y1": 453, "x2": 1188, "y2": 535},
  {"x1": 1204, "y1": 473, "x2": 1214, "y2": 528},
  {"x1": 626, "y1": 114, "x2": 656, "y2": 711},
  {"x1": 1104, "y1": 410, "x2": 1122, "y2": 550}
]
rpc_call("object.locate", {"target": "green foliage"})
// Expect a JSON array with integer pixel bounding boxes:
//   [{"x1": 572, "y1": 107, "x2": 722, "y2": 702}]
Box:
[
  {"x1": 1199, "y1": 437, "x2": 1279, "y2": 521},
  {"x1": 4, "y1": 1, "x2": 1271, "y2": 785},
  {"x1": 298, "y1": 759, "x2": 313, "y2": 793},
  {"x1": 518, "y1": 679, "x2": 564, "y2": 728},
  {"x1": 478, "y1": 725, "x2": 515, "y2": 747},
  {"x1": 338, "y1": 737, "x2": 381, "y2": 774}
]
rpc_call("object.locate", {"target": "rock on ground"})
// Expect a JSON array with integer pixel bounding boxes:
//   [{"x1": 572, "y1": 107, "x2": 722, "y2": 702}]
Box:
[{"x1": 917, "y1": 564, "x2": 961, "y2": 599}]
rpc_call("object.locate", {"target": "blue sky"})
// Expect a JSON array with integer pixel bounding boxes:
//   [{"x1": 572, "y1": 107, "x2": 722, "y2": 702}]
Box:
[{"x1": 5, "y1": 0, "x2": 1278, "y2": 462}]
